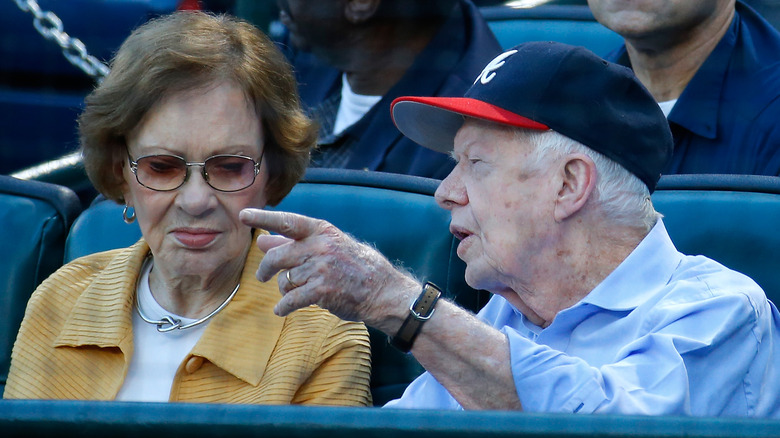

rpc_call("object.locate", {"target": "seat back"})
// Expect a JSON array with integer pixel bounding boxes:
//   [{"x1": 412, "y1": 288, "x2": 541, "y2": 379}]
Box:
[
  {"x1": 652, "y1": 174, "x2": 780, "y2": 304},
  {"x1": 0, "y1": 175, "x2": 81, "y2": 396},
  {"x1": 63, "y1": 198, "x2": 143, "y2": 261},
  {"x1": 64, "y1": 169, "x2": 480, "y2": 405},
  {"x1": 481, "y1": 5, "x2": 624, "y2": 56}
]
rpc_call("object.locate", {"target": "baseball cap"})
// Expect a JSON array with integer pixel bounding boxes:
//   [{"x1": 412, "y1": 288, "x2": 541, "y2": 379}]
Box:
[{"x1": 390, "y1": 41, "x2": 673, "y2": 193}]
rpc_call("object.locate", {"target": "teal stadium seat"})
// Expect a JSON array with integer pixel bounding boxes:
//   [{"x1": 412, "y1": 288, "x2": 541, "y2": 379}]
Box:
[
  {"x1": 2, "y1": 397, "x2": 780, "y2": 437},
  {"x1": 63, "y1": 168, "x2": 481, "y2": 406},
  {"x1": 0, "y1": 175, "x2": 81, "y2": 396},
  {"x1": 652, "y1": 174, "x2": 780, "y2": 305},
  {"x1": 48, "y1": 171, "x2": 780, "y2": 406},
  {"x1": 481, "y1": 4, "x2": 624, "y2": 56},
  {"x1": 6, "y1": 173, "x2": 780, "y2": 435}
]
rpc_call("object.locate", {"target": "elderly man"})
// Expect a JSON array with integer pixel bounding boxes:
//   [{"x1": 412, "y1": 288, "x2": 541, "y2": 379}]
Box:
[
  {"x1": 589, "y1": 0, "x2": 780, "y2": 175},
  {"x1": 240, "y1": 42, "x2": 780, "y2": 416}
]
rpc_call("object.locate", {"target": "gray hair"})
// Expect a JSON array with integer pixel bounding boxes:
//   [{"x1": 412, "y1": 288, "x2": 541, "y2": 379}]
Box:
[{"x1": 518, "y1": 128, "x2": 661, "y2": 232}]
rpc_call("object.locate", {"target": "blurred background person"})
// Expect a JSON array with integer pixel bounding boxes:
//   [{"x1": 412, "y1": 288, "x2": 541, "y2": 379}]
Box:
[
  {"x1": 275, "y1": 0, "x2": 502, "y2": 179},
  {"x1": 744, "y1": 0, "x2": 780, "y2": 28},
  {"x1": 4, "y1": 11, "x2": 372, "y2": 406},
  {"x1": 589, "y1": 0, "x2": 780, "y2": 175}
]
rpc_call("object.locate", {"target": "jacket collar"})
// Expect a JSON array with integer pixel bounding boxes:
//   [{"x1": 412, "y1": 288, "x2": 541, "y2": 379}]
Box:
[
  {"x1": 54, "y1": 231, "x2": 284, "y2": 386},
  {"x1": 189, "y1": 238, "x2": 284, "y2": 386},
  {"x1": 54, "y1": 240, "x2": 146, "y2": 356}
]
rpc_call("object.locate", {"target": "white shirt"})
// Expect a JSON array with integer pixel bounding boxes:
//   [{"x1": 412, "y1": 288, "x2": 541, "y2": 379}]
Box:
[
  {"x1": 115, "y1": 259, "x2": 209, "y2": 402},
  {"x1": 658, "y1": 99, "x2": 677, "y2": 117},
  {"x1": 333, "y1": 73, "x2": 382, "y2": 136}
]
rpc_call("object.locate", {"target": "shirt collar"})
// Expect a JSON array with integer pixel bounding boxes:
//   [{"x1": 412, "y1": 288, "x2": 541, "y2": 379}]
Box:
[
  {"x1": 611, "y1": 13, "x2": 739, "y2": 140},
  {"x1": 581, "y1": 220, "x2": 683, "y2": 311},
  {"x1": 337, "y1": 3, "x2": 468, "y2": 166},
  {"x1": 667, "y1": 13, "x2": 738, "y2": 140}
]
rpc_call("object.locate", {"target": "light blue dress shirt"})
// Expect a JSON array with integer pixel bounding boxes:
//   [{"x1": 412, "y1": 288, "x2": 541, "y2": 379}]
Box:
[{"x1": 385, "y1": 221, "x2": 780, "y2": 417}]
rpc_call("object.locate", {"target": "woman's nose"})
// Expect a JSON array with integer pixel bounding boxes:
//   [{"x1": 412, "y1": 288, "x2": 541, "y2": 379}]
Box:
[{"x1": 175, "y1": 167, "x2": 216, "y2": 215}]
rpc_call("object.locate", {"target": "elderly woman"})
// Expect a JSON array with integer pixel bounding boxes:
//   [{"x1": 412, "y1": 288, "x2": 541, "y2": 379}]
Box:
[{"x1": 4, "y1": 12, "x2": 372, "y2": 406}]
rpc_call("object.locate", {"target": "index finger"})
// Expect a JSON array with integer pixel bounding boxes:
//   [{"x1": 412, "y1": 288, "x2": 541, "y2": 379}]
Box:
[{"x1": 239, "y1": 208, "x2": 322, "y2": 241}]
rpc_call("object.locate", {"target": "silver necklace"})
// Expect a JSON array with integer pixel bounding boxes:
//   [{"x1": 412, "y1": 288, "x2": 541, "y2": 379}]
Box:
[{"x1": 136, "y1": 281, "x2": 240, "y2": 333}]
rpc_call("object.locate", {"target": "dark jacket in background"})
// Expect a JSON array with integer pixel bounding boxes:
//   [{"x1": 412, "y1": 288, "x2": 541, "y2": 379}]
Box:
[{"x1": 278, "y1": 0, "x2": 502, "y2": 180}]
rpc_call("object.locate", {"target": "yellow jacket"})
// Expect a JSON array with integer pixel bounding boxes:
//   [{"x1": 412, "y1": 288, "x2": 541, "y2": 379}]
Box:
[{"x1": 4, "y1": 236, "x2": 372, "y2": 406}]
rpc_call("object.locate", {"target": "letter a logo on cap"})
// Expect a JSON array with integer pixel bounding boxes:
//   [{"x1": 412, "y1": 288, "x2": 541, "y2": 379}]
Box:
[{"x1": 474, "y1": 49, "x2": 518, "y2": 85}]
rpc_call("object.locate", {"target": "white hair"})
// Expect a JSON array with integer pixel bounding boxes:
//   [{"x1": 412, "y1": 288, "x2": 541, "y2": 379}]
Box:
[{"x1": 517, "y1": 128, "x2": 661, "y2": 232}]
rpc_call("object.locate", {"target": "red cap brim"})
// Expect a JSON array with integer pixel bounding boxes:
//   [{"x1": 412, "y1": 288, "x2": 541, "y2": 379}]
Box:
[{"x1": 391, "y1": 96, "x2": 549, "y2": 153}]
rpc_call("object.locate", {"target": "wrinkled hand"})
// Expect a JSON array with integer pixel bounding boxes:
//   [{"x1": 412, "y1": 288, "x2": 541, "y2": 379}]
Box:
[{"x1": 239, "y1": 208, "x2": 419, "y2": 332}]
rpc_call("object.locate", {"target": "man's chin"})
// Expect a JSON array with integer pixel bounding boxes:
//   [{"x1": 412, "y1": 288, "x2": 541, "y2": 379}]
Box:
[{"x1": 463, "y1": 266, "x2": 489, "y2": 292}]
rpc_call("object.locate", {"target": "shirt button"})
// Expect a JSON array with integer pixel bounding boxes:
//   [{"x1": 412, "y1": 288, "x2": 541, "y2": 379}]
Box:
[{"x1": 185, "y1": 356, "x2": 204, "y2": 374}]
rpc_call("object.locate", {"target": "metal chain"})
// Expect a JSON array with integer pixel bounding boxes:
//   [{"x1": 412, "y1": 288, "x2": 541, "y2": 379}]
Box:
[{"x1": 12, "y1": 0, "x2": 111, "y2": 82}]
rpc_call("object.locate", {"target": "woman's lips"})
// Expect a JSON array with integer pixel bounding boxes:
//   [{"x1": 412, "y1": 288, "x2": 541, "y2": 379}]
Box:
[{"x1": 173, "y1": 229, "x2": 219, "y2": 248}]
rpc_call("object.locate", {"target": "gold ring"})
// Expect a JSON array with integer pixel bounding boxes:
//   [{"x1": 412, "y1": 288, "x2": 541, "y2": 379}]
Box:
[{"x1": 286, "y1": 269, "x2": 299, "y2": 289}]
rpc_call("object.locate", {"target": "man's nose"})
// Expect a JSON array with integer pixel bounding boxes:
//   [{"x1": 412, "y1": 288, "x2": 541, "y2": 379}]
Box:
[{"x1": 435, "y1": 169, "x2": 467, "y2": 210}]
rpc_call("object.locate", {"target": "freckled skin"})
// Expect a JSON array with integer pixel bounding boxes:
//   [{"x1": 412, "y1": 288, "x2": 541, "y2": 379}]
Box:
[{"x1": 434, "y1": 120, "x2": 566, "y2": 321}]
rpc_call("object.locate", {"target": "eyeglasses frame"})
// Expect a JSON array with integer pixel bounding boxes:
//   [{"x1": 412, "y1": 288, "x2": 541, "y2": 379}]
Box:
[{"x1": 127, "y1": 148, "x2": 265, "y2": 193}]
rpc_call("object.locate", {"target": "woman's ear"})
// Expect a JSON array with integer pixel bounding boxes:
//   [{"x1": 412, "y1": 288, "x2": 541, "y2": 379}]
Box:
[
  {"x1": 115, "y1": 146, "x2": 131, "y2": 204},
  {"x1": 345, "y1": 0, "x2": 381, "y2": 24},
  {"x1": 553, "y1": 153, "x2": 597, "y2": 222}
]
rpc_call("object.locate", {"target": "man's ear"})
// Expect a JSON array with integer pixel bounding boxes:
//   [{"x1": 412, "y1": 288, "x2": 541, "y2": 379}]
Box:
[
  {"x1": 554, "y1": 153, "x2": 597, "y2": 222},
  {"x1": 345, "y1": 0, "x2": 381, "y2": 24}
]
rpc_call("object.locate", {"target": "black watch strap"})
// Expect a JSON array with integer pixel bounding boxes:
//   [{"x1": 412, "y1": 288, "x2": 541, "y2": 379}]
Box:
[{"x1": 389, "y1": 282, "x2": 442, "y2": 353}]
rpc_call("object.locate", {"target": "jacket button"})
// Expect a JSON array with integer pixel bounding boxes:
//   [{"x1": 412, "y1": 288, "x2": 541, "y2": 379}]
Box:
[{"x1": 185, "y1": 356, "x2": 204, "y2": 374}]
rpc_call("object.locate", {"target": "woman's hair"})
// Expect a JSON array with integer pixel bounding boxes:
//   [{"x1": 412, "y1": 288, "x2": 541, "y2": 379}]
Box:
[
  {"x1": 78, "y1": 11, "x2": 317, "y2": 206},
  {"x1": 519, "y1": 128, "x2": 662, "y2": 232}
]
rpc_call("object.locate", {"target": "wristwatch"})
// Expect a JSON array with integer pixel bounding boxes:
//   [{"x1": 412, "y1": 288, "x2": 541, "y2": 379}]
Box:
[{"x1": 389, "y1": 281, "x2": 442, "y2": 353}]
